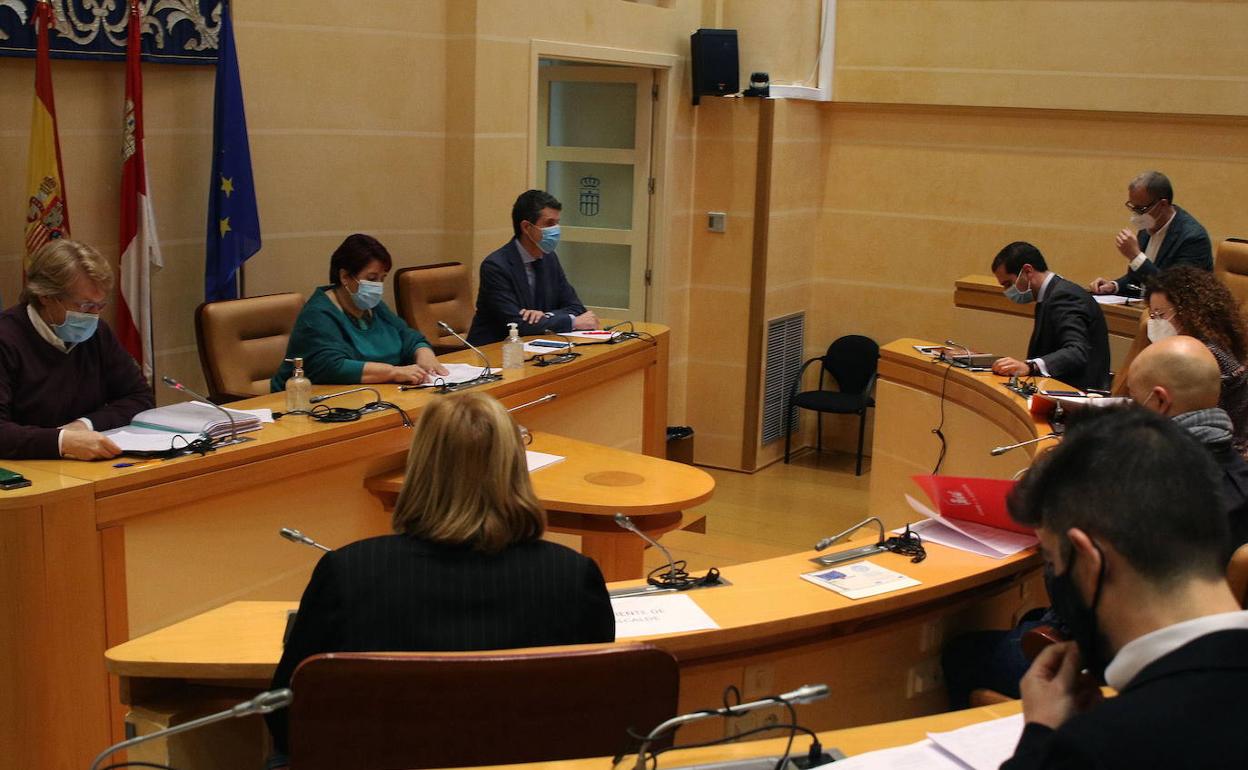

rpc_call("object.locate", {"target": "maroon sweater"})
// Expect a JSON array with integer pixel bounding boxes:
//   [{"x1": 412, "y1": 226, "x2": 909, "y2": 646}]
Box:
[{"x1": 0, "y1": 304, "x2": 154, "y2": 459}]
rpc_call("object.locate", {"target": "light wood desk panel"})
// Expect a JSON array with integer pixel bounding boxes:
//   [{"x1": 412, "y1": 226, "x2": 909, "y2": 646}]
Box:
[{"x1": 0, "y1": 325, "x2": 669, "y2": 770}]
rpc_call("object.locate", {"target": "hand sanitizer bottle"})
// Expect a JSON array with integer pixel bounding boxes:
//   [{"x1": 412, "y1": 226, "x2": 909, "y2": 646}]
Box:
[
  {"x1": 502, "y1": 323, "x2": 524, "y2": 370},
  {"x1": 285, "y1": 357, "x2": 311, "y2": 411}
]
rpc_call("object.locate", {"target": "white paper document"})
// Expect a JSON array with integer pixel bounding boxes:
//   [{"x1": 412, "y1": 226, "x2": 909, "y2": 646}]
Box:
[
  {"x1": 1093, "y1": 294, "x2": 1132, "y2": 305},
  {"x1": 412, "y1": 363, "x2": 502, "y2": 387},
  {"x1": 903, "y1": 494, "x2": 1037, "y2": 559},
  {"x1": 525, "y1": 450, "x2": 564, "y2": 473},
  {"x1": 799, "y1": 559, "x2": 920, "y2": 600},
  {"x1": 129, "y1": 401, "x2": 263, "y2": 439},
  {"x1": 926, "y1": 714, "x2": 1025, "y2": 770},
  {"x1": 104, "y1": 428, "x2": 206, "y2": 453},
  {"x1": 611, "y1": 594, "x2": 719, "y2": 638},
  {"x1": 821, "y1": 714, "x2": 1024, "y2": 770}
]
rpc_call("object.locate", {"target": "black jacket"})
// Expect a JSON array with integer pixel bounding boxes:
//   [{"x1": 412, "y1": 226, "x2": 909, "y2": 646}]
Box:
[
  {"x1": 267, "y1": 535, "x2": 614, "y2": 752},
  {"x1": 467, "y1": 240, "x2": 587, "y2": 345},
  {"x1": 1113, "y1": 205, "x2": 1213, "y2": 293},
  {"x1": 1028, "y1": 276, "x2": 1112, "y2": 392},
  {"x1": 1002, "y1": 629, "x2": 1248, "y2": 770}
]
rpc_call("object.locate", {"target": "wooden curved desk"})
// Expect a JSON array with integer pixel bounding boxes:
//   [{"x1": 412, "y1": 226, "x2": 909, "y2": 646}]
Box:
[
  {"x1": 954, "y1": 274, "x2": 1143, "y2": 338},
  {"x1": 365, "y1": 433, "x2": 715, "y2": 581},
  {"x1": 0, "y1": 324, "x2": 670, "y2": 770}
]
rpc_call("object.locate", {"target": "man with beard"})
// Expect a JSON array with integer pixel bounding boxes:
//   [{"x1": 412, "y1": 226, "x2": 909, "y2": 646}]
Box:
[{"x1": 1000, "y1": 408, "x2": 1248, "y2": 770}]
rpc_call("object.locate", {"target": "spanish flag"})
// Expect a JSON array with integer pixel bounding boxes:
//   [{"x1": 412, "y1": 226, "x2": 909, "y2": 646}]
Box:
[{"x1": 24, "y1": 0, "x2": 70, "y2": 267}]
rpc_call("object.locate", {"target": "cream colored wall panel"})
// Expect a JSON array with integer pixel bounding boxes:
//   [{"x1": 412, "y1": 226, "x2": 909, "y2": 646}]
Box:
[
  {"x1": 721, "y1": 0, "x2": 821, "y2": 89},
  {"x1": 811, "y1": 280, "x2": 954, "y2": 358},
  {"x1": 244, "y1": 233, "x2": 454, "y2": 301},
  {"x1": 689, "y1": 226, "x2": 754, "y2": 288},
  {"x1": 473, "y1": 0, "x2": 702, "y2": 51},
  {"x1": 154, "y1": 348, "x2": 211, "y2": 403},
  {"x1": 835, "y1": 0, "x2": 1248, "y2": 116},
  {"x1": 764, "y1": 214, "x2": 817, "y2": 287},
  {"x1": 234, "y1": 28, "x2": 445, "y2": 133},
  {"x1": 687, "y1": 286, "x2": 752, "y2": 364},
  {"x1": 473, "y1": 41, "x2": 531, "y2": 135},
  {"x1": 768, "y1": 147, "x2": 826, "y2": 213},
  {"x1": 246, "y1": 134, "x2": 443, "y2": 233},
  {"x1": 236, "y1": 0, "x2": 446, "y2": 29},
  {"x1": 691, "y1": 141, "x2": 759, "y2": 215}
]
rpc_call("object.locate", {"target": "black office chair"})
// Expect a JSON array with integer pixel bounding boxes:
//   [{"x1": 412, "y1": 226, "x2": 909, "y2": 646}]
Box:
[{"x1": 783, "y1": 335, "x2": 880, "y2": 475}]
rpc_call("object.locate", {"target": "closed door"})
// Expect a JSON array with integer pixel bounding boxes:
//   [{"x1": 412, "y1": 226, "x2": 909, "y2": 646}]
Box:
[{"x1": 538, "y1": 64, "x2": 653, "y2": 320}]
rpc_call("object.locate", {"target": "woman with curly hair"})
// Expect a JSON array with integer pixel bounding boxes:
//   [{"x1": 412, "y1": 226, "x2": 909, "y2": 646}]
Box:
[{"x1": 1145, "y1": 266, "x2": 1248, "y2": 455}]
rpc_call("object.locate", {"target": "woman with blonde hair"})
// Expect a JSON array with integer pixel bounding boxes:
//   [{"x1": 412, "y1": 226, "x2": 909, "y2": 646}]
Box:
[
  {"x1": 268, "y1": 392, "x2": 614, "y2": 754},
  {"x1": 0, "y1": 239, "x2": 152, "y2": 459}
]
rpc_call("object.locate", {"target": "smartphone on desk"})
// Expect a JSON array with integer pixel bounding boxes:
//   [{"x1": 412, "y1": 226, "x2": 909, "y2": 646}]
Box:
[
  {"x1": 0, "y1": 467, "x2": 31, "y2": 490},
  {"x1": 531, "y1": 339, "x2": 570, "y2": 349}
]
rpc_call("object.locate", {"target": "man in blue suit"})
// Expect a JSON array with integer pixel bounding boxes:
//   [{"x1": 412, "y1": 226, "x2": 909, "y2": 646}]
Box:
[
  {"x1": 467, "y1": 190, "x2": 599, "y2": 345},
  {"x1": 1089, "y1": 170, "x2": 1212, "y2": 297}
]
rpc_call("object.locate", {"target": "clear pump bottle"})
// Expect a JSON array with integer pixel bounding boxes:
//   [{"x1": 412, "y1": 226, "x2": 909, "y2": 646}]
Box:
[
  {"x1": 502, "y1": 323, "x2": 525, "y2": 370},
  {"x1": 285, "y1": 357, "x2": 311, "y2": 411}
]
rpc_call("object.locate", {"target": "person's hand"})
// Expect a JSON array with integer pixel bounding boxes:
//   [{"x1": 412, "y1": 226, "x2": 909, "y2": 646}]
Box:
[
  {"x1": 60, "y1": 419, "x2": 89, "y2": 432},
  {"x1": 61, "y1": 430, "x2": 121, "y2": 460},
  {"x1": 992, "y1": 357, "x2": 1031, "y2": 377},
  {"x1": 390, "y1": 364, "x2": 432, "y2": 384},
  {"x1": 572, "y1": 310, "x2": 599, "y2": 331},
  {"x1": 1019, "y1": 642, "x2": 1102, "y2": 729},
  {"x1": 1115, "y1": 228, "x2": 1141, "y2": 260},
  {"x1": 415, "y1": 347, "x2": 449, "y2": 377},
  {"x1": 519, "y1": 309, "x2": 546, "y2": 325},
  {"x1": 1088, "y1": 277, "x2": 1117, "y2": 295}
]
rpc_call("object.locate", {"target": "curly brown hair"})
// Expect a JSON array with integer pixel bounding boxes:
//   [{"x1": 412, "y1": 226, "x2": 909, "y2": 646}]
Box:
[{"x1": 1145, "y1": 266, "x2": 1248, "y2": 361}]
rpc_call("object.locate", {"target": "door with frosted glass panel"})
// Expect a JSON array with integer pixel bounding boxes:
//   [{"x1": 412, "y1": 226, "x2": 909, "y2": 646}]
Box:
[{"x1": 538, "y1": 65, "x2": 653, "y2": 320}]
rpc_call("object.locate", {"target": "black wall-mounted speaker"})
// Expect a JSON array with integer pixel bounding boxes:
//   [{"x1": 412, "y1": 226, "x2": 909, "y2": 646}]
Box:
[{"x1": 690, "y1": 28, "x2": 739, "y2": 105}]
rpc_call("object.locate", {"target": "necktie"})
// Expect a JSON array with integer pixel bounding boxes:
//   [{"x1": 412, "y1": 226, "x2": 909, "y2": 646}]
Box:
[{"x1": 531, "y1": 258, "x2": 547, "y2": 310}]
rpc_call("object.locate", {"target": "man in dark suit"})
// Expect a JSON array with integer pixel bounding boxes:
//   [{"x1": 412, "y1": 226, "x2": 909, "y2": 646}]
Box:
[
  {"x1": 1001, "y1": 408, "x2": 1248, "y2": 770},
  {"x1": 1090, "y1": 170, "x2": 1212, "y2": 297},
  {"x1": 467, "y1": 189, "x2": 598, "y2": 345},
  {"x1": 990, "y1": 241, "x2": 1112, "y2": 392}
]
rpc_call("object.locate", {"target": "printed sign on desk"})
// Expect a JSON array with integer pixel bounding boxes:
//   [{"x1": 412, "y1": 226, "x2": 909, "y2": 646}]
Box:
[{"x1": 611, "y1": 594, "x2": 719, "y2": 639}]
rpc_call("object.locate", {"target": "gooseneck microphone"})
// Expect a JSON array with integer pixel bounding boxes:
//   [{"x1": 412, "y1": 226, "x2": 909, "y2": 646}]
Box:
[
  {"x1": 507, "y1": 393, "x2": 558, "y2": 414},
  {"x1": 614, "y1": 512, "x2": 679, "y2": 581},
  {"x1": 438, "y1": 320, "x2": 497, "y2": 381},
  {"x1": 814, "y1": 516, "x2": 885, "y2": 551},
  {"x1": 811, "y1": 516, "x2": 890, "y2": 567},
  {"x1": 629, "y1": 684, "x2": 830, "y2": 770},
  {"x1": 88, "y1": 688, "x2": 292, "y2": 770},
  {"x1": 309, "y1": 386, "x2": 382, "y2": 406},
  {"x1": 280, "y1": 527, "x2": 333, "y2": 553},
  {"x1": 161, "y1": 375, "x2": 239, "y2": 445},
  {"x1": 990, "y1": 433, "x2": 1058, "y2": 456}
]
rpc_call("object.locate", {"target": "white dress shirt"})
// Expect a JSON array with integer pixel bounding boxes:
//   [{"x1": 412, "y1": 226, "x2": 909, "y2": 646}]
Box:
[{"x1": 1105, "y1": 609, "x2": 1248, "y2": 690}]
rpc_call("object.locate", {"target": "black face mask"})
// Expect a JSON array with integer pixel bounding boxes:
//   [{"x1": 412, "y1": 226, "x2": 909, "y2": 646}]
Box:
[{"x1": 1044, "y1": 542, "x2": 1108, "y2": 682}]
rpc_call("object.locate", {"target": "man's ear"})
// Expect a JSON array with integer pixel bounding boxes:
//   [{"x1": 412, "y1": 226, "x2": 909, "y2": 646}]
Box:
[{"x1": 1066, "y1": 526, "x2": 1104, "y2": 593}]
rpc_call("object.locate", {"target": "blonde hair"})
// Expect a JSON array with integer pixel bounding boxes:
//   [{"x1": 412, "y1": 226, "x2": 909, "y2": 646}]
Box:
[
  {"x1": 392, "y1": 392, "x2": 545, "y2": 553},
  {"x1": 21, "y1": 239, "x2": 114, "y2": 304}
]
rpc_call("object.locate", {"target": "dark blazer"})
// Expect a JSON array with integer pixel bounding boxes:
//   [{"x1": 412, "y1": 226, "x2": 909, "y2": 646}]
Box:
[
  {"x1": 1028, "y1": 276, "x2": 1112, "y2": 392},
  {"x1": 1002, "y1": 629, "x2": 1248, "y2": 770},
  {"x1": 467, "y1": 240, "x2": 587, "y2": 345},
  {"x1": 267, "y1": 534, "x2": 614, "y2": 752},
  {"x1": 1113, "y1": 205, "x2": 1213, "y2": 293}
]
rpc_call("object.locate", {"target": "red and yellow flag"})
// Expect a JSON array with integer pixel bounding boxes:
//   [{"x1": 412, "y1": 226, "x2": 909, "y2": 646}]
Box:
[{"x1": 24, "y1": 0, "x2": 70, "y2": 266}]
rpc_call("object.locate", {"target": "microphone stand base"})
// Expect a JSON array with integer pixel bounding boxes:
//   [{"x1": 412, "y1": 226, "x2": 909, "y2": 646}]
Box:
[
  {"x1": 608, "y1": 576, "x2": 732, "y2": 599},
  {"x1": 810, "y1": 542, "x2": 888, "y2": 567},
  {"x1": 211, "y1": 435, "x2": 255, "y2": 448},
  {"x1": 434, "y1": 373, "x2": 504, "y2": 393}
]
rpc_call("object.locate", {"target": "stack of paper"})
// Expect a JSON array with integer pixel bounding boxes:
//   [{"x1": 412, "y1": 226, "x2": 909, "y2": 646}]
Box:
[
  {"x1": 826, "y1": 714, "x2": 1024, "y2": 770},
  {"x1": 130, "y1": 401, "x2": 264, "y2": 442},
  {"x1": 800, "y1": 560, "x2": 920, "y2": 599},
  {"x1": 412, "y1": 363, "x2": 502, "y2": 388},
  {"x1": 903, "y1": 494, "x2": 1036, "y2": 559}
]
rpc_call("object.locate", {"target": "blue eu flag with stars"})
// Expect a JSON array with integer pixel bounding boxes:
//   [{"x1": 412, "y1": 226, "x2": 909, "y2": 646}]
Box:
[{"x1": 205, "y1": 0, "x2": 260, "y2": 302}]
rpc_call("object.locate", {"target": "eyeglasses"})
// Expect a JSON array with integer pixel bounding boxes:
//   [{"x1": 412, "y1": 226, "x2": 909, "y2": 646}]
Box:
[
  {"x1": 1125, "y1": 199, "x2": 1162, "y2": 215},
  {"x1": 61, "y1": 297, "x2": 108, "y2": 313},
  {"x1": 1148, "y1": 306, "x2": 1176, "y2": 320}
]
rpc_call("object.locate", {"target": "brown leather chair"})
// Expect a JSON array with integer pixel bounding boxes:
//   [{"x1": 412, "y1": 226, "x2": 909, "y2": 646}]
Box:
[
  {"x1": 195, "y1": 292, "x2": 304, "y2": 403},
  {"x1": 287, "y1": 644, "x2": 679, "y2": 770},
  {"x1": 1214, "y1": 238, "x2": 1248, "y2": 319},
  {"x1": 1227, "y1": 542, "x2": 1248, "y2": 608},
  {"x1": 1111, "y1": 309, "x2": 1151, "y2": 396},
  {"x1": 394, "y1": 262, "x2": 473, "y2": 354}
]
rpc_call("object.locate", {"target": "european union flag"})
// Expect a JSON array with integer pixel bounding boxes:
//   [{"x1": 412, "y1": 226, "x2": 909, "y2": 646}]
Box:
[{"x1": 205, "y1": 0, "x2": 260, "y2": 302}]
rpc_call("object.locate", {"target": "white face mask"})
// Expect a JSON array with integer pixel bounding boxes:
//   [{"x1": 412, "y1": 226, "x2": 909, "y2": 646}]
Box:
[
  {"x1": 1129, "y1": 212, "x2": 1157, "y2": 231},
  {"x1": 1147, "y1": 317, "x2": 1178, "y2": 343}
]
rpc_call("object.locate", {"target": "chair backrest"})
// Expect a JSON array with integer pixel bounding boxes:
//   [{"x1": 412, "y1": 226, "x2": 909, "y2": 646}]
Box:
[
  {"x1": 288, "y1": 644, "x2": 679, "y2": 770},
  {"x1": 823, "y1": 335, "x2": 879, "y2": 394},
  {"x1": 194, "y1": 292, "x2": 304, "y2": 402},
  {"x1": 1111, "y1": 310, "x2": 1151, "y2": 396},
  {"x1": 394, "y1": 262, "x2": 473, "y2": 354},
  {"x1": 1227, "y1": 542, "x2": 1248, "y2": 608},
  {"x1": 1214, "y1": 238, "x2": 1248, "y2": 320}
]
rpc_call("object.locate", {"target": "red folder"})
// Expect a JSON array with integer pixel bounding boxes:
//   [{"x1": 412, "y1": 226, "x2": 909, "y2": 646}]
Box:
[{"x1": 910, "y1": 475, "x2": 1034, "y2": 535}]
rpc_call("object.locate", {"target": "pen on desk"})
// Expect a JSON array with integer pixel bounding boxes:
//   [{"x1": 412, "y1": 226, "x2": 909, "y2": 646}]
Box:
[{"x1": 113, "y1": 460, "x2": 159, "y2": 469}]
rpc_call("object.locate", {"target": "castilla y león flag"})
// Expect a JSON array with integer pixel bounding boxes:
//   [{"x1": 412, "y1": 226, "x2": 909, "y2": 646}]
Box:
[
  {"x1": 24, "y1": 0, "x2": 70, "y2": 265},
  {"x1": 116, "y1": 0, "x2": 163, "y2": 380}
]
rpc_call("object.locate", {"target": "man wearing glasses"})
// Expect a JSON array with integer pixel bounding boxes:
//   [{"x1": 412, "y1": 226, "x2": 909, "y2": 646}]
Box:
[
  {"x1": 1089, "y1": 170, "x2": 1212, "y2": 297},
  {"x1": 0, "y1": 239, "x2": 153, "y2": 460}
]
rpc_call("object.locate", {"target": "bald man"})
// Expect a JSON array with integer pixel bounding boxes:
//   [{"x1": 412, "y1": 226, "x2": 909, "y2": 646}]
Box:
[{"x1": 1128, "y1": 335, "x2": 1248, "y2": 547}]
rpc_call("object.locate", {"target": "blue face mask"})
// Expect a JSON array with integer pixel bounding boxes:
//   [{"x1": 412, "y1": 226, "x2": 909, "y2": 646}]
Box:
[
  {"x1": 52, "y1": 310, "x2": 99, "y2": 344},
  {"x1": 1004, "y1": 272, "x2": 1034, "y2": 304},
  {"x1": 350, "y1": 279, "x2": 384, "y2": 311},
  {"x1": 535, "y1": 224, "x2": 560, "y2": 254}
]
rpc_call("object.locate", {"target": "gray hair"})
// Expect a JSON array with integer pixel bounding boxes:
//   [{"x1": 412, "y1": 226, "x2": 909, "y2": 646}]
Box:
[
  {"x1": 1129, "y1": 170, "x2": 1174, "y2": 202},
  {"x1": 20, "y1": 239, "x2": 114, "y2": 304}
]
